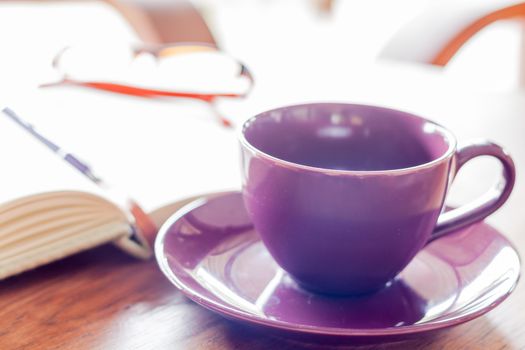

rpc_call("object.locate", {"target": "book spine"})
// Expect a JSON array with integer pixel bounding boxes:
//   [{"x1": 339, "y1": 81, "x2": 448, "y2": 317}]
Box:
[{"x1": 113, "y1": 199, "x2": 157, "y2": 259}]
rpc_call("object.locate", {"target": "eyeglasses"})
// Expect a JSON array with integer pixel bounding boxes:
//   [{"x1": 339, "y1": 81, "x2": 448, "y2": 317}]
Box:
[{"x1": 43, "y1": 43, "x2": 254, "y2": 127}]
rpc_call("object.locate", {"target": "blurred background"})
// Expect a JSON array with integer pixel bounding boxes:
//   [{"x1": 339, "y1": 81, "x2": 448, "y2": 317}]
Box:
[{"x1": 0, "y1": 0, "x2": 523, "y2": 219}]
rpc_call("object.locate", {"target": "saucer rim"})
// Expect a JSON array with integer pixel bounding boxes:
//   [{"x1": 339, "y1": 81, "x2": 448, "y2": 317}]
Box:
[{"x1": 155, "y1": 191, "x2": 521, "y2": 337}]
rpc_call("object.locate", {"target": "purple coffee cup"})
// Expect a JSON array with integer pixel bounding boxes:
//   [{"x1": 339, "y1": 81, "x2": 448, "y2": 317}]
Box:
[{"x1": 239, "y1": 103, "x2": 515, "y2": 295}]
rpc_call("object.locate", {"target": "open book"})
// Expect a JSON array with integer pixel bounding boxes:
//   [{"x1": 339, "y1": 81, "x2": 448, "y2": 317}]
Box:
[{"x1": 0, "y1": 108, "x2": 154, "y2": 280}]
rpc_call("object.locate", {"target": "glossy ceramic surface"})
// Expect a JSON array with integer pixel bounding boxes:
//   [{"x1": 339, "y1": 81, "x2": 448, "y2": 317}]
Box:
[
  {"x1": 155, "y1": 192, "x2": 521, "y2": 339},
  {"x1": 240, "y1": 103, "x2": 515, "y2": 294}
]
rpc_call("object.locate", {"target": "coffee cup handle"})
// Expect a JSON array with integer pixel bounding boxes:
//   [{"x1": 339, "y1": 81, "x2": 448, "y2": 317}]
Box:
[{"x1": 429, "y1": 140, "x2": 516, "y2": 243}]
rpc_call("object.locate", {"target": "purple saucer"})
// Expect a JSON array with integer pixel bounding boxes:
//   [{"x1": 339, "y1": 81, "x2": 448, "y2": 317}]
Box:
[{"x1": 155, "y1": 192, "x2": 520, "y2": 339}]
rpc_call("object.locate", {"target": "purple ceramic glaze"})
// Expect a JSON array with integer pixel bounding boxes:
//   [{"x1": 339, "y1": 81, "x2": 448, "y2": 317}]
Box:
[
  {"x1": 155, "y1": 192, "x2": 521, "y2": 340},
  {"x1": 239, "y1": 103, "x2": 515, "y2": 295}
]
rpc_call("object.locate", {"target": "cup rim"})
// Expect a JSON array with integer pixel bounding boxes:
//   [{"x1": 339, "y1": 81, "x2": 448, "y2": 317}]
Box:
[{"x1": 239, "y1": 102, "x2": 457, "y2": 176}]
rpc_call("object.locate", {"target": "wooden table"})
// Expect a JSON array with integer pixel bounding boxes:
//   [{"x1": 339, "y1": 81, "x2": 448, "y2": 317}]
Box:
[
  {"x1": 1, "y1": 185, "x2": 524, "y2": 350},
  {"x1": 0, "y1": 3, "x2": 524, "y2": 347}
]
